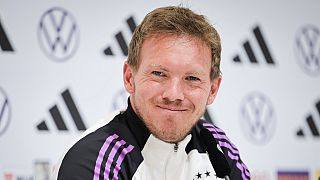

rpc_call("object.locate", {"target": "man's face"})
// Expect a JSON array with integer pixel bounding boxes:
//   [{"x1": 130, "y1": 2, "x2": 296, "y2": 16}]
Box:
[{"x1": 124, "y1": 35, "x2": 221, "y2": 143}]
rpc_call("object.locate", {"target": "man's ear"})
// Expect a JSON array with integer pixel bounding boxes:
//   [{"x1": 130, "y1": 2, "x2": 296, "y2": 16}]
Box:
[
  {"x1": 207, "y1": 75, "x2": 222, "y2": 105},
  {"x1": 123, "y1": 62, "x2": 135, "y2": 94}
]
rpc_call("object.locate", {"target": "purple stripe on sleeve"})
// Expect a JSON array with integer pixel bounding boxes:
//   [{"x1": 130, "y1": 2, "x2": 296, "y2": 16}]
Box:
[
  {"x1": 93, "y1": 134, "x2": 119, "y2": 180},
  {"x1": 212, "y1": 133, "x2": 237, "y2": 150},
  {"x1": 202, "y1": 122, "x2": 214, "y2": 128},
  {"x1": 236, "y1": 163, "x2": 249, "y2": 180},
  {"x1": 227, "y1": 151, "x2": 250, "y2": 179},
  {"x1": 205, "y1": 126, "x2": 239, "y2": 154},
  {"x1": 202, "y1": 123, "x2": 225, "y2": 133},
  {"x1": 218, "y1": 141, "x2": 239, "y2": 155},
  {"x1": 203, "y1": 122, "x2": 250, "y2": 179},
  {"x1": 207, "y1": 127, "x2": 237, "y2": 149},
  {"x1": 206, "y1": 127, "x2": 225, "y2": 135},
  {"x1": 103, "y1": 140, "x2": 126, "y2": 179},
  {"x1": 112, "y1": 145, "x2": 134, "y2": 180},
  {"x1": 203, "y1": 123, "x2": 228, "y2": 134},
  {"x1": 227, "y1": 152, "x2": 250, "y2": 176}
]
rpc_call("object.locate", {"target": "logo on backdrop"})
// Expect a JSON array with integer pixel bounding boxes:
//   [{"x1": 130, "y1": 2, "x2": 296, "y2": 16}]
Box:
[
  {"x1": 239, "y1": 92, "x2": 276, "y2": 145},
  {"x1": 34, "y1": 161, "x2": 50, "y2": 179},
  {"x1": 0, "y1": 87, "x2": 11, "y2": 136},
  {"x1": 296, "y1": 99, "x2": 320, "y2": 138},
  {"x1": 233, "y1": 25, "x2": 275, "y2": 66},
  {"x1": 0, "y1": 18, "x2": 15, "y2": 52},
  {"x1": 277, "y1": 171, "x2": 309, "y2": 180},
  {"x1": 112, "y1": 88, "x2": 129, "y2": 110},
  {"x1": 36, "y1": 88, "x2": 86, "y2": 132},
  {"x1": 294, "y1": 24, "x2": 320, "y2": 76},
  {"x1": 103, "y1": 16, "x2": 137, "y2": 57},
  {"x1": 37, "y1": 7, "x2": 79, "y2": 62}
]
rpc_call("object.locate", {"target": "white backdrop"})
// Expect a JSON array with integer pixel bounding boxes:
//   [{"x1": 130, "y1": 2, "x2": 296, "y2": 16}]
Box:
[{"x1": 1, "y1": 0, "x2": 320, "y2": 179}]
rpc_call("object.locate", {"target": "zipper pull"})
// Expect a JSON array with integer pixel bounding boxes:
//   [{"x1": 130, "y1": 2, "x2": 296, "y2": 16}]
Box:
[{"x1": 174, "y1": 143, "x2": 179, "y2": 152}]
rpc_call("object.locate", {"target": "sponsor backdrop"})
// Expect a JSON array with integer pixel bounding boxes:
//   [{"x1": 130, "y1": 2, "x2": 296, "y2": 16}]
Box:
[{"x1": 0, "y1": 0, "x2": 319, "y2": 179}]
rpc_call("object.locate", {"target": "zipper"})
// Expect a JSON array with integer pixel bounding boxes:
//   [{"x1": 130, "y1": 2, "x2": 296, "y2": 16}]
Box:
[
  {"x1": 165, "y1": 143, "x2": 180, "y2": 180},
  {"x1": 174, "y1": 143, "x2": 179, "y2": 152}
]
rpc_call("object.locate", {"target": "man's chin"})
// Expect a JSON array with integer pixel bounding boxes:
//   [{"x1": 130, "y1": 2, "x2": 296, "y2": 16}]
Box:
[
  {"x1": 151, "y1": 120, "x2": 198, "y2": 143},
  {"x1": 153, "y1": 130, "x2": 189, "y2": 144},
  {"x1": 156, "y1": 136, "x2": 186, "y2": 144}
]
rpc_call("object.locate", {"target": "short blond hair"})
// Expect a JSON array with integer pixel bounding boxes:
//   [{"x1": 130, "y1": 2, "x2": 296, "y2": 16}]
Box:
[{"x1": 127, "y1": 6, "x2": 221, "y2": 80}]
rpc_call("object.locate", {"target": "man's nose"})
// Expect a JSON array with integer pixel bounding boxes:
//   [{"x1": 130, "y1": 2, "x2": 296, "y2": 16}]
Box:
[{"x1": 162, "y1": 78, "x2": 185, "y2": 102}]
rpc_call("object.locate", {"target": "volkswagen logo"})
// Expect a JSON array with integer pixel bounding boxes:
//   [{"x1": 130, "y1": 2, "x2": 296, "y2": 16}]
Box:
[
  {"x1": 294, "y1": 24, "x2": 320, "y2": 76},
  {"x1": 239, "y1": 92, "x2": 276, "y2": 145},
  {"x1": 0, "y1": 87, "x2": 11, "y2": 136},
  {"x1": 38, "y1": 7, "x2": 80, "y2": 62}
]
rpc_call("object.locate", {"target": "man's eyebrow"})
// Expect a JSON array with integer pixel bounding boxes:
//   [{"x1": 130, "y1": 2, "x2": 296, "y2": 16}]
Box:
[
  {"x1": 186, "y1": 71, "x2": 206, "y2": 75},
  {"x1": 149, "y1": 64, "x2": 169, "y2": 72}
]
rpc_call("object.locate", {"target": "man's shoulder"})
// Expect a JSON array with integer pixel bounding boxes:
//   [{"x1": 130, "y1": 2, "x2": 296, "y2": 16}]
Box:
[
  {"x1": 196, "y1": 120, "x2": 251, "y2": 180},
  {"x1": 62, "y1": 109, "x2": 140, "y2": 159},
  {"x1": 66, "y1": 110, "x2": 130, "y2": 151},
  {"x1": 53, "y1": 110, "x2": 142, "y2": 180}
]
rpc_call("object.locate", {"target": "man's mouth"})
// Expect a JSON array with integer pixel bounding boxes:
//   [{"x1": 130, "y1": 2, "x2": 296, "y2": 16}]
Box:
[{"x1": 156, "y1": 105, "x2": 187, "y2": 112}]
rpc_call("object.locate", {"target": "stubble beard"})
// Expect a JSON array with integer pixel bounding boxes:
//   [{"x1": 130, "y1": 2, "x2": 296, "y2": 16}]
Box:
[{"x1": 133, "y1": 97, "x2": 205, "y2": 143}]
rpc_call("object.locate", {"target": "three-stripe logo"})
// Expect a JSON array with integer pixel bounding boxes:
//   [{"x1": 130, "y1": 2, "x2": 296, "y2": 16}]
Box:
[
  {"x1": 103, "y1": 16, "x2": 137, "y2": 56},
  {"x1": 36, "y1": 88, "x2": 86, "y2": 132},
  {"x1": 233, "y1": 25, "x2": 275, "y2": 65},
  {"x1": 202, "y1": 122, "x2": 250, "y2": 180},
  {"x1": 0, "y1": 18, "x2": 15, "y2": 52},
  {"x1": 296, "y1": 100, "x2": 320, "y2": 138},
  {"x1": 94, "y1": 134, "x2": 134, "y2": 180}
]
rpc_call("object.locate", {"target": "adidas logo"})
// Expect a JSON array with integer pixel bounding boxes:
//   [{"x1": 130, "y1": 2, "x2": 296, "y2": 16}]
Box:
[
  {"x1": 36, "y1": 89, "x2": 86, "y2": 132},
  {"x1": 233, "y1": 25, "x2": 275, "y2": 65},
  {"x1": 296, "y1": 100, "x2": 320, "y2": 137},
  {"x1": 0, "y1": 18, "x2": 15, "y2": 52},
  {"x1": 103, "y1": 16, "x2": 137, "y2": 56}
]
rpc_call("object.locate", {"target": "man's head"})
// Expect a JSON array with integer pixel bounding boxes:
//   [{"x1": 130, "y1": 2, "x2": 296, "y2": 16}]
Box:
[
  {"x1": 124, "y1": 6, "x2": 222, "y2": 143},
  {"x1": 127, "y1": 6, "x2": 221, "y2": 80}
]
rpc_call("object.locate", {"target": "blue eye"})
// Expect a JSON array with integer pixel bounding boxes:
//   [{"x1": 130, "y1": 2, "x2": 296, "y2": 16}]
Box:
[{"x1": 186, "y1": 76, "x2": 200, "y2": 81}]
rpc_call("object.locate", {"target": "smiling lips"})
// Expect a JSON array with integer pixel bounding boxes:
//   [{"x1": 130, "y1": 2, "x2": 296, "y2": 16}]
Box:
[{"x1": 156, "y1": 105, "x2": 188, "y2": 112}]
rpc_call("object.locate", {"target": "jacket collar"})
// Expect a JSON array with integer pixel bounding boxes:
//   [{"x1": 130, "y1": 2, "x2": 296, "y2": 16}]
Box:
[{"x1": 123, "y1": 98, "x2": 151, "y2": 150}]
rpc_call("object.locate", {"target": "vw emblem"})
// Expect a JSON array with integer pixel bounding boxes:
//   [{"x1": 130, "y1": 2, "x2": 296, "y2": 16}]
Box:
[
  {"x1": 112, "y1": 88, "x2": 129, "y2": 111},
  {"x1": 38, "y1": 7, "x2": 80, "y2": 62},
  {"x1": 0, "y1": 87, "x2": 11, "y2": 136},
  {"x1": 239, "y1": 92, "x2": 276, "y2": 145},
  {"x1": 294, "y1": 24, "x2": 320, "y2": 76}
]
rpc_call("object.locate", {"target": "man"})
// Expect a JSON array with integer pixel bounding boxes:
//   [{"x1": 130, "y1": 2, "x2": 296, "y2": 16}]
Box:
[{"x1": 52, "y1": 6, "x2": 250, "y2": 180}]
